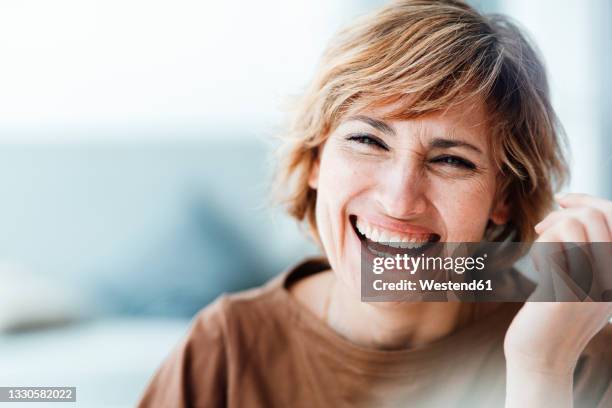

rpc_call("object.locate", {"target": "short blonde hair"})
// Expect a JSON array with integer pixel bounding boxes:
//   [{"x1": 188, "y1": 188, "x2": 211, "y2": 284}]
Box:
[{"x1": 275, "y1": 0, "x2": 568, "y2": 244}]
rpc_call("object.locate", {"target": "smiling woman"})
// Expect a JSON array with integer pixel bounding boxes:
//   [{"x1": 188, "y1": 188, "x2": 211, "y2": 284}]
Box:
[
  {"x1": 138, "y1": 1, "x2": 612, "y2": 407},
  {"x1": 305, "y1": 99, "x2": 506, "y2": 295}
]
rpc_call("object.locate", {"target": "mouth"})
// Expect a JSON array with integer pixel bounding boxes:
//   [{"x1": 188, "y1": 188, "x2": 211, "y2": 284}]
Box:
[{"x1": 349, "y1": 214, "x2": 441, "y2": 257}]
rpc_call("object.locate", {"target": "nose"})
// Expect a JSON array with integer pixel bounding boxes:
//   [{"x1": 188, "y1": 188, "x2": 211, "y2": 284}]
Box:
[{"x1": 374, "y1": 156, "x2": 428, "y2": 219}]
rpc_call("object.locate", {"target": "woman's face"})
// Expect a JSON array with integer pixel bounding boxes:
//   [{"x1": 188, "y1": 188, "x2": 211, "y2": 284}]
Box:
[{"x1": 309, "y1": 100, "x2": 508, "y2": 294}]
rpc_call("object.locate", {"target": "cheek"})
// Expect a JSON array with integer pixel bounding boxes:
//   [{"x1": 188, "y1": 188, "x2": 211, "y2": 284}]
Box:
[
  {"x1": 315, "y1": 145, "x2": 370, "y2": 285},
  {"x1": 319, "y1": 146, "x2": 372, "y2": 186},
  {"x1": 315, "y1": 148, "x2": 359, "y2": 246},
  {"x1": 429, "y1": 175, "x2": 496, "y2": 240},
  {"x1": 317, "y1": 145, "x2": 374, "y2": 211}
]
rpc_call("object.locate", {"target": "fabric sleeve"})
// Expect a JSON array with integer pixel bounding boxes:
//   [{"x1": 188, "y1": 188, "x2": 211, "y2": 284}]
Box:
[
  {"x1": 596, "y1": 383, "x2": 612, "y2": 408},
  {"x1": 137, "y1": 297, "x2": 229, "y2": 408},
  {"x1": 574, "y1": 324, "x2": 612, "y2": 408}
]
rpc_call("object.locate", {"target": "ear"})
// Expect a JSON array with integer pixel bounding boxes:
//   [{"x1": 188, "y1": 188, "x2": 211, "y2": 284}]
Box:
[
  {"x1": 490, "y1": 195, "x2": 509, "y2": 225},
  {"x1": 308, "y1": 154, "x2": 320, "y2": 189}
]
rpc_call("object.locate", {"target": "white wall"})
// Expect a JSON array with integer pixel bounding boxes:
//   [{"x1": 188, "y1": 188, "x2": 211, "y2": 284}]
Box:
[
  {"x1": 499, "y1": 0, "x2": 608, "y2": 197},
  {"x1": 1, "y1": 1, "x2": 608, "y2": 198},
  {"x1": 0, "y1": 0, "x2": 376, "y2": 142}
]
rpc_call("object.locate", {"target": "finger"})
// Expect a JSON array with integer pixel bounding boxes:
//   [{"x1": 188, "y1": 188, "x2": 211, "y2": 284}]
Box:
[
  {"x1": 579, "y1": 208, "x2": 612, "y2": 242},
  {"x1": 536, "y1": 218, "x2": 588, "y2": 243},
  {"x1": 536, "y1": 192, "x2": 611, "y2": 233},
  {"x1": 529, "y1": 240, "x2": 564, "y2": 301},
  {"x1": 538, "y1": 219, "x2": 612, "y2": 300},
  {"x1": 534, "y1": 209, "x2": 564, "y2": 234},
  {"x1": 535, "y1": 208, "x2": 612, "y2": 242},
  {"x1": 589, "y1": 241, "x2": 612, "y2": 300},
  {"x1": 537, "y1": 223, "x2": 589, "y2": 300},
  {"x1": 556, "y1": 193, "x2": 612, "y2": 213}
]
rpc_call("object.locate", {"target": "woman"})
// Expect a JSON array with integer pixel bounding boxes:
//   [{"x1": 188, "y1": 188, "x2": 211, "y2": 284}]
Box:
[{"x1": 139, "y1": 1, "x2": 612, "y2": 406}]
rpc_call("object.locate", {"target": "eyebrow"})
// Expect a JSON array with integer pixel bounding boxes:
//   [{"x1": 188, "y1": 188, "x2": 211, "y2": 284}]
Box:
[
  {"x1": 348, "y1": 115, "x2": 483, "y2": 155},
  {"x1": 348, "y1": 115, "x2": 396, "y2": 136},
  {"x1": 429, "y1": 138, "x2": 483, "y2": 155}
]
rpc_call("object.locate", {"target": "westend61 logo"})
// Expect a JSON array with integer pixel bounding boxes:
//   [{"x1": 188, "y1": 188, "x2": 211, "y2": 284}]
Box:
[
  {"x1": 371, "y1": 253, "x2": 488, "y2": 275},
  {"x1": 360, "y1": 242, "x2": 612, "y2": 302}
]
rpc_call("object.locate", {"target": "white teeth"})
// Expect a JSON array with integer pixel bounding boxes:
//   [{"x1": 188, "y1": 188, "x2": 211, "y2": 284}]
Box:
[
  {"x1": 379, "y1": 231, "x2": 390, "y2": 242},
  {"x1": 356, "y1": 219, "x2": 367, "y2": 236},
  {"x1": 370, "y1": 248, "x2": 394, "y2": 258},
  {"x1": 354, "y1": 217, "x2": 432, "y2": 248},
  {"x1": 370, "y1": 228, "x2": 380, "y2": 242}
]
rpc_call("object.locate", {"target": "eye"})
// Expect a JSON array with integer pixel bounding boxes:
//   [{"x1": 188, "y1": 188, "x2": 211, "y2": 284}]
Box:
[
  {"x1": 346, "y1": 134, "x2": 388, "y2": 150},
  {"x1": 431, "y1": 155, "x2": 476, "y2": 170}
]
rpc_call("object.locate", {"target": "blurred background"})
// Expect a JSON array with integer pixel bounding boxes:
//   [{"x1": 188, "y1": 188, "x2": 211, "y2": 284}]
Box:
[{"x1": 0, "y1": 0, "x2": 610, "y2": 407}]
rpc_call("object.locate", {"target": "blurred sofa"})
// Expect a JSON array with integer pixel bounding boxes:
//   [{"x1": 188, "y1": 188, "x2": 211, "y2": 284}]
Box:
[{"x1": 0, "y1": 136, "x2": 318, "y2": 406}]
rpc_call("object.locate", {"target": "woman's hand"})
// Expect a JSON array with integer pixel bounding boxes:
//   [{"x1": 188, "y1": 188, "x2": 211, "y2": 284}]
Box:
[{"x1": 504, "y1": 193, "x2": 612, "y2": 408}]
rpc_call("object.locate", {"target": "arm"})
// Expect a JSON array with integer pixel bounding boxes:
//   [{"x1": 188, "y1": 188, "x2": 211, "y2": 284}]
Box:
[
  {"x1": 505, "y1": 360, "x2": 573, "y2": 408},
  {"x1": 504, "y1": 193, "x2": 612, "y2": 408}
]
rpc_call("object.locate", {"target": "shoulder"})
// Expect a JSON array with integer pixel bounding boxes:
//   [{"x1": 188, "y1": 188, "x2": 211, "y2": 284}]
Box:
[
  {"x1": 190, "y1": 282, "x2": 287, "y2": 344},
  {"x1": 139, "y1": 256, "x2": 324, "y2": 408},
  {"x1": 138, "y1": 271, "x2": 300, "y2": 408},
  {"x1": 190, "y1": 256, "x2": 330, "y2": 342}
]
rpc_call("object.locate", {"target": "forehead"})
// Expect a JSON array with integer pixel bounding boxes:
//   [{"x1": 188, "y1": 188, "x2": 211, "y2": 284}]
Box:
[
  {"x1": 339, "y1": 97, "x2": 491, "y2": 151},
  {"x1": 342, "y1": 97, "x2": 491, "y2": 143}
]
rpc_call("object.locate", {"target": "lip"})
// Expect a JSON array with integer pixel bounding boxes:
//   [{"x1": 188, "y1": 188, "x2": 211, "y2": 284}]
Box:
[
  {"x1": 349, "y1": 215, "x2": 446, "y2": 289},
  {"x1": 352, "y1": 213, "x2": 440, "y2": 237},
  {"x1": 349, "y1": 214, "x2": 441, "y2": 257}
]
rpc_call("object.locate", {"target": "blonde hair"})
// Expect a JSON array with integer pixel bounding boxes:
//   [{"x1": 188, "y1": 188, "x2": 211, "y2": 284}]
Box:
[{"x1": 275, "y1": 0, "x2": 568, "y2": 244}]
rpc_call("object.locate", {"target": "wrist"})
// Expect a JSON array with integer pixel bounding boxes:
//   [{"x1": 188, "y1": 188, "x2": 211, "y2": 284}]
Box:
[
  {"x1": 505, "y1": 356, "x2": 575, "y2": 378},
  {"x1": 505, "y1": 358, "x2": 574, "y2": 408},
  {"x1": 504, "y1": 344, "x2": 579, "y2": 376}
]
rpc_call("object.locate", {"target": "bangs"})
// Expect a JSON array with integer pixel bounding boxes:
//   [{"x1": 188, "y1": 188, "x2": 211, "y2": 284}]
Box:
[
  {"x1": 321, "y1": 3, "x2": 504, "y2": 125},
  {"x1": 277, "y1": 0, "x2": 568, "y2": 245}
]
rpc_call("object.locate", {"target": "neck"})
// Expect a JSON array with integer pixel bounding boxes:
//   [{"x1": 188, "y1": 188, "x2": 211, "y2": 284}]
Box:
[{"x1": 326, "y1": 274, "x2": 476, "y2": 350}]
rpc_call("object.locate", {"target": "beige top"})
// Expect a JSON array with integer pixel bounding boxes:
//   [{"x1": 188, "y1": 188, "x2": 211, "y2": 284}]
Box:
[{"x1": 138, "y1": 258, "x2": 612, "y2": 408}]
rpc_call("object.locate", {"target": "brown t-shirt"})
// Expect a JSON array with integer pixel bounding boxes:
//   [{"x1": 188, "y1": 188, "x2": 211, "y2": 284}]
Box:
[{"x1": 138, "y1": 258, "x2": 612, "y2": 408}]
